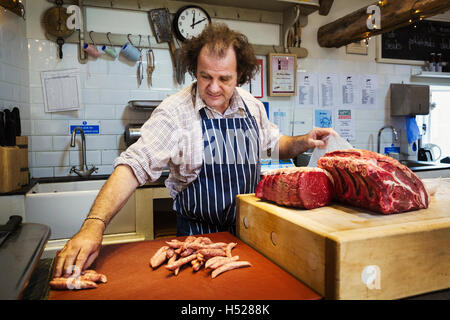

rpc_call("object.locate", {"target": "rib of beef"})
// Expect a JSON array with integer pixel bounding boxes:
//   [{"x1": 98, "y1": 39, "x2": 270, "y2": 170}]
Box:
[
  {"x1": 255, "y1": 167, "x2": 334, "y2": 209},
  {"x1": 317, "y1": 149, "x2": 429, "y2": 214}
]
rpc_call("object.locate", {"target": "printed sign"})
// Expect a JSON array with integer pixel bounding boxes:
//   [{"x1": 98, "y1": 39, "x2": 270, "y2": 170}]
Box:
[{"x1": 69, "y1": 120, "x2": 100, "y2": 134}]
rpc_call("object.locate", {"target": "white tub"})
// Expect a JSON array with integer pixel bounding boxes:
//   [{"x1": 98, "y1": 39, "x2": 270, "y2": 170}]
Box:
[{"x1": 25, "y1": 180, "x2": 136, "y2": 240}]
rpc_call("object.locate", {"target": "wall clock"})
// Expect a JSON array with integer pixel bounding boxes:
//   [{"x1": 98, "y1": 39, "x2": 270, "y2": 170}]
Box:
[{"x1": 173, "y1": 5, "x2": 211, "y2": 42}]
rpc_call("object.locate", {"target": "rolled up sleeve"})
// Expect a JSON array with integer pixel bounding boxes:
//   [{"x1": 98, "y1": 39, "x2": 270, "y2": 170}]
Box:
[{"x1": 113, "y1": 107, "x2": 180, "y2": 186}]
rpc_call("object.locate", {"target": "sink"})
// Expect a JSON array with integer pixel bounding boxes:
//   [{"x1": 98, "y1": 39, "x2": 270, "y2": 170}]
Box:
[{"x1": 25, "y1": 180, "x2": 136, "y2": 240}]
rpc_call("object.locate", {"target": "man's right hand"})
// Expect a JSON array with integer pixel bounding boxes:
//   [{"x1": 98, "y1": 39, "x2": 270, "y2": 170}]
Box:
[{"x1": 53, "y1": 219, "x2": 104, "y2": 278}]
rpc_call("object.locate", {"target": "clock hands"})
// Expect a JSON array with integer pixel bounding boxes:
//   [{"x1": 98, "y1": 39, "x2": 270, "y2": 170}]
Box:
[
  {"x1": 192, "y1": 11, "x2": 195, "y2": 29},
  {"x1": 191, "y1": 17, "x2": 207, "y2": 28}
]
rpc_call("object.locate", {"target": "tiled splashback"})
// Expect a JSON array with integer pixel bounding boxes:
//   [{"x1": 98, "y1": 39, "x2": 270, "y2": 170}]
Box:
[{"x1": 27, "y1": 39, "x2": 189, "y2": 178}]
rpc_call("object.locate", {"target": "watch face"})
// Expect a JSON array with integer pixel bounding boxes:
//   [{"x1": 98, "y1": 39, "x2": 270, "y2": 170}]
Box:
[{"x1": 175, "y1": 6, "x2": 210, "y2": 41}]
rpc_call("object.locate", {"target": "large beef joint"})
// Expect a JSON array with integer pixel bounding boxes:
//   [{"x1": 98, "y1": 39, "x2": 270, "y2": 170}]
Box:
[
  {"x1": 317, "y1": 149, "x2": 429, "y2": 214},
  {"x1": 255, "y1": 167, "x2": 334, "y2": 209}
]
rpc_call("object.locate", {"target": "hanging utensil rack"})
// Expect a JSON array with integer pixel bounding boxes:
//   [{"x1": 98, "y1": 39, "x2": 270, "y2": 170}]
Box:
[{"x1": 45, "y1": 0, "x2": 318, "y2": 64}]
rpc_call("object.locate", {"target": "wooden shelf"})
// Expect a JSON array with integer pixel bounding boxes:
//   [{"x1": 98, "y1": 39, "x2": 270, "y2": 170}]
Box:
[
  {"x1": 46, "y1": 0, "x2": 312, "y2": 63},
  {"x1": 62, "y1": 32, "x2": 308, "y2": 58}
]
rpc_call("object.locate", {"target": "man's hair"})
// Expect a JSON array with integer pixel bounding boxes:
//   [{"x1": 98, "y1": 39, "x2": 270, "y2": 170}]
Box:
[{"x1": 179, "y1": 22, "x2": 259, "y2": 86}]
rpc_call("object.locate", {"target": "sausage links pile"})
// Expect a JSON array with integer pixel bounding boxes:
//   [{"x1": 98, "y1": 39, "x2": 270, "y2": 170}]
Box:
[{"x1": 150, "y1": 236, "x2": 252, "y2": 278}]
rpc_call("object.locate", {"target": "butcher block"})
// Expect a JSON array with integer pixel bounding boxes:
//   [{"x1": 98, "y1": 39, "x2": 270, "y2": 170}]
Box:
[
  {"x1": 49, "y1": 232, "x2": 321, "y2": 300},
  {"x1": 236, "y1": 178, "x2": 450, "y2": 300}
]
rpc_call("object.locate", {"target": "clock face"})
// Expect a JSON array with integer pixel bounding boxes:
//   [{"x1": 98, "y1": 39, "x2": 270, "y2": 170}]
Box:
[{"x1": 174, "y1": 6, "x2": 211, "y2": 41}]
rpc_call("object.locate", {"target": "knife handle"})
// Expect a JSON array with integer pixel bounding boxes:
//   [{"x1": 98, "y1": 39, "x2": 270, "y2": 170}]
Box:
[{"x1": 2, "y1": 215, "x2": 22, "y2": 232}]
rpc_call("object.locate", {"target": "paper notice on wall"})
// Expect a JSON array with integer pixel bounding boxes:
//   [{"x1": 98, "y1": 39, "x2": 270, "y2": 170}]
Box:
[
  {"x1": 360, "y1": 75, "x2": 377, "y2": 108},
  {"x1": 314, "y1": 108, "x2": 333, "y2": 128},
  {"x1": 297, "y1": 72, "x2": 318, "y2": 108},
  {"x1": 272, "y1": 108, "x2": 289, "y2": 135},
  {"x1": 41, "y1": 69, "x2": 82, "y2": 113},
  {"x1": 292, "y1": 107, "x2": 312, "y2": 136},
  {"x1": 339, "y1": 74, "x2": 361, "y2": 106},
  {"x1": 335, "y1": 109, "x2": 355, "y2": 141},
  {"x1": 319, "y1": 73, "x2": 339, "y2": 108}
]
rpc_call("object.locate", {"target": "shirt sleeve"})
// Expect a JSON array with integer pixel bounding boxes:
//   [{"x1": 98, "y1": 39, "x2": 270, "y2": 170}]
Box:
[
  {"x1": 113, "y1": 106, "x2": 180, "y2": 186},
  {"x1": 254, "y1": 101, "x2": 281, "y2": 157}
]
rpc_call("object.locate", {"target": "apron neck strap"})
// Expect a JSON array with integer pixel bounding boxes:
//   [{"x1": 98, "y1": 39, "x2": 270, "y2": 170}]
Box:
[{"x1": 198, "y1": 98, "x2": 252, "y2": 120}]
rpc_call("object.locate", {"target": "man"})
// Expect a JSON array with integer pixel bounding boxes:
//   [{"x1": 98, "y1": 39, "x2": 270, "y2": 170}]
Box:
[{"x1": 54, "y1": 23, "x2": 336, "y2": 277}]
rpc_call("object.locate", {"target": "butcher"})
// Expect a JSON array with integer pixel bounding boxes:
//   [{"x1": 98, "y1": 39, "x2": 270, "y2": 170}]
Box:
[{"x1": 54, "y1": 23, "x2": 337, "y2": 277}]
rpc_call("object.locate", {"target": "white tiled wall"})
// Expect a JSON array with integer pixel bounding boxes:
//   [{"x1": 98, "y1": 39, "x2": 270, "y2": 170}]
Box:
[
  {"x1": 26, "y1": 39, "x2": 186, "y2": 178},
  {"x1": 1, "y1": 0, "x2": 446, "y2": 180},
  {"x1": 0, "y1": 7, "x2": 30, "y2": 135}
]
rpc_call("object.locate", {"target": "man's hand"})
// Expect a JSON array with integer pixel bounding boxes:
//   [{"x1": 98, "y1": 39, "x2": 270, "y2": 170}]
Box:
[
  {"x1": 305, "y1": 127, "x2": 338, "y2": 149},
  {"x1": 52, "y1": 165, "x2": 139, "y2": 278},
  {"x1": 278, "y1": 128, "x2": 338, "y2": 159},
  {"x1": 53, "y1": 220, "x2": 104, "y2": 277}
]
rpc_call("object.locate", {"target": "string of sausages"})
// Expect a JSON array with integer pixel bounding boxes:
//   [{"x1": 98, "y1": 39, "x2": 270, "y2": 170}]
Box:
[
  {"x1": 49, "y1": 269, "x2": 107, "y2": 290},
  {"x1": 150, "y1": 236, "x2": 252, "y2": 278}
]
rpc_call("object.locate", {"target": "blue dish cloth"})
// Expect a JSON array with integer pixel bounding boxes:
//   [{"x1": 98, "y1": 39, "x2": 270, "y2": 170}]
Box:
[{"x1": 405, "y1": 116, "x2": 420, "y2": 144}]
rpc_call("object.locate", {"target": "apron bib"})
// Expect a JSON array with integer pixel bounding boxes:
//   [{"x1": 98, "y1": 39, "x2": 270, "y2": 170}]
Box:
[{"x1": 174, "y1": 100, "x2": 260, "y2": 236}]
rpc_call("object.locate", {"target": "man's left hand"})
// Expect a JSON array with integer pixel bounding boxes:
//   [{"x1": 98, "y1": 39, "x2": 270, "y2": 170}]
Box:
[{"x1": 305, "y1": 127, "x2": 338, "y2": 149}]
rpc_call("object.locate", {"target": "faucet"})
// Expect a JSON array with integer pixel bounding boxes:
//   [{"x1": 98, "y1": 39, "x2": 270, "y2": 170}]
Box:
[
  {"x1": 377, "y1": 125, "x2": 399, "y2": 154},
  {"x1": 70, "y1": 127, "x2": 98, "y2": 177}
]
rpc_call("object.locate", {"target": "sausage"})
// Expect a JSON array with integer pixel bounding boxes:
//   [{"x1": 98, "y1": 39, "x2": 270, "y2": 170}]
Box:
[
  {"x1": 49, "y1": 277, "x2": 98, "y2": 290},
  {"x1": 225, "y1": 242, "x2": 237, "y2": 257},
  {"x1": 150, "y1": 246, "x2": 169, "y2": 268},
  {"x1": 166, "y1": 248, "x2": 175, "y2": 259},
  {"x1": 165, "y1": 254, "x2": 197, "y2": 271},
  {"x1": 211, "y1": 261, "x2": 252, "y2": 279},
  {"x1": 196, "y1": 248, "x2": 226, "y2": 258},
  {"x1": 81, "y1": 270, "x2": 107, "y2": 283},
  {"x1": 206, "y1": 256, "x2": 240, "y2": 269},
  {"x1": 166, "y1": 240, "x2": 183, "y2": 249},
  {"x1": 180, "y1": 248, "x2": 194, "y2": 257},
  {"x1": 167, "y1": 253, "x2": 177, "y2": 265},
  {"x1": 191, "y1": 259, "x2": 204, "y2": 272}
]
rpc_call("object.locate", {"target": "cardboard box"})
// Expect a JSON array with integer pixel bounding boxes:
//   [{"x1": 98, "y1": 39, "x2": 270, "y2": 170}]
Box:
[
  {"x1": 0, "y1": 136, "x2": 29, "y2": 193},
  {"x1": 236, "y1": 179, "x2": 450, "y2": 299}
]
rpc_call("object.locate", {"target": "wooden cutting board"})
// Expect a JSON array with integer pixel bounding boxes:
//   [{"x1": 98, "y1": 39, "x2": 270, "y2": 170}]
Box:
[
  {"x1": 48, "y1": 232, "x2": 321, "y2": 300},
  {"x1": 236, "y1": 178, "x2": 450, "y2": 300}
]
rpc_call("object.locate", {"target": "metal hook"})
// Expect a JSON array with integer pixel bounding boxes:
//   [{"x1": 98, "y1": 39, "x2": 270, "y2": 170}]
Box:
[
  {"x1": 89, "y1": 31, "x2": 96, "y2": 46},
  {"x1": 127, "y1": 34, "x2": 134, "y2": 45},
  {"x1": 138, "y1": 34, "x2": 142, "y2": 50},
  {"x1": 106, "y1": 32, "x2": 113, "y2": 47},
  {"x1": 147, "y1": 35, "x2": 152, "y2": 48}
]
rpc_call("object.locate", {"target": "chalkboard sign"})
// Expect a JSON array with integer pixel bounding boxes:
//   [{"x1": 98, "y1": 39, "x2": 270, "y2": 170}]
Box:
[{"x1": 378, "y1": 20, "x2": 450, "y2": 64}]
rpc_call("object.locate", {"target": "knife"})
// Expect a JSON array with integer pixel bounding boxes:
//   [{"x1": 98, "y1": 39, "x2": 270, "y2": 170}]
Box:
[
  {"x1": 3, "y1": 109, "x2": 16, "y2": 146},
  {"x1": 0, "y1": 215, "x2": 22, "y2": 248},
  {"x1": 12, "y1": 107, "x2": 21, "y2": 137}
]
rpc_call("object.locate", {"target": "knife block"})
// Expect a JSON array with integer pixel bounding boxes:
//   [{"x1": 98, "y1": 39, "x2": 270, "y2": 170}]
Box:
[{"x1": 0, "y1": 136, "x2": 29, "y2": 193}]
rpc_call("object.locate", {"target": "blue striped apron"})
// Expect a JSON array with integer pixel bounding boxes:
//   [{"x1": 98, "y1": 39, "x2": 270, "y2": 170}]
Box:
[{"x1": 174, "y1": 100, "x2": 260, "y2": 236}]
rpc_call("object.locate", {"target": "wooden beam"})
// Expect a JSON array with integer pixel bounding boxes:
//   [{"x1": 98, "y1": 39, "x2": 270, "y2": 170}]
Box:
[
  {"x1": 318, "y1": 0, "x2": 333, "y2": 16},
  {"x1": 317, "y1": 0, "x2": 450, "y2": 48}
]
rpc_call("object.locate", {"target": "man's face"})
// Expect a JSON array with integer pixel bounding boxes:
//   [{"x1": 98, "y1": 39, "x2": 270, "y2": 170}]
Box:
[{"x1": 196, "y1": 45, "x2": 238, "y2": 113}]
